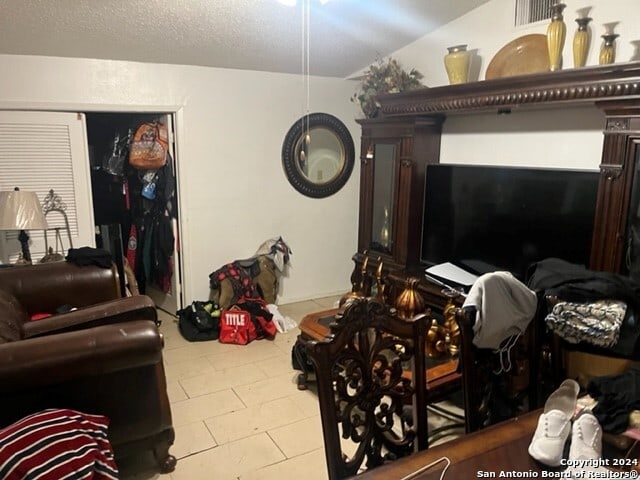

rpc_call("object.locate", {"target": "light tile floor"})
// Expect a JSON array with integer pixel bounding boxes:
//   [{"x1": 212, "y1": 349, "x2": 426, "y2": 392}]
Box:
[{"x1": 118, "y1": 295, "x2": 463, "y2": 480}]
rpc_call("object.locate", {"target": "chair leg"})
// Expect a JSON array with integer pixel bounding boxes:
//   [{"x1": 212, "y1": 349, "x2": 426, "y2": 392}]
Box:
[
  {"x1": 153, "y1": 431, "x2": 177, "y2": 473},
  {"x1": 297, "y1": 372, "x2": 309, "y2": 390}
]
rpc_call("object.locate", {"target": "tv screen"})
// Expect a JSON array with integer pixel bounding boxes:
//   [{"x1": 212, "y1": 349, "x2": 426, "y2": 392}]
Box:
[{"x1": 420, "y1": 164, "x2": 599, "y2": 280}]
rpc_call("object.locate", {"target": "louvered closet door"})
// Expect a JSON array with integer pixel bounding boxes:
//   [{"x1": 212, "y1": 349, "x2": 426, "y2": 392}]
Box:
[{"x1": 0, "y1": 111, "x2": 95, "y2": 263}]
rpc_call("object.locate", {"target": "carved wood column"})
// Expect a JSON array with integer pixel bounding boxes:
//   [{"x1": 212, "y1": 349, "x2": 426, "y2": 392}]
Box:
[
  {"x1": 357, "y1": 132, "x2": 374, "y2": 255},
  {"x1": 395, "y1": 143, "x2": 414, "y2": 266},
  {"x1": 591, "y1": 104, "x2": 640, "y2": 272}
]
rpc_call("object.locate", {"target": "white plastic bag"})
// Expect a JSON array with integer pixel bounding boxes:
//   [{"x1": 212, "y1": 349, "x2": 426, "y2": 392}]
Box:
[{"x1": 267, "y1": 304, "x2": 297, "y2": 333}]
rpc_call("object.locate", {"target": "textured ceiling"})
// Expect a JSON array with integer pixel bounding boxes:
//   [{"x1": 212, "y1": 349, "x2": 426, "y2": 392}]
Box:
[{"x1": 0, "y1": 0, "x2": 490, "y2": 78}]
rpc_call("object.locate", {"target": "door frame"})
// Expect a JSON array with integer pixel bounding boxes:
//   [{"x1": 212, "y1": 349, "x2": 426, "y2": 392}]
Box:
[
  {"x1": 0, "y1": 102, "x2": 190, "y2": 311},
  {"x1": 145, "y1": 111, "x2": 182, "y2": 313}
]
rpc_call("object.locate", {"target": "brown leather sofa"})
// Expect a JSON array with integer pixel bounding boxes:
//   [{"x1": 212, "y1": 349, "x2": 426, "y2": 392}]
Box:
[{"x1": 0, "y1": 261, "x2": 176, "y2": 473}]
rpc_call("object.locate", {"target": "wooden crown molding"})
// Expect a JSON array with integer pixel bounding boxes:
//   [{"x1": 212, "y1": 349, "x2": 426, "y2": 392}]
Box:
[{"x1": 377, "y1": 61, "x2": 640, "y2": 117}]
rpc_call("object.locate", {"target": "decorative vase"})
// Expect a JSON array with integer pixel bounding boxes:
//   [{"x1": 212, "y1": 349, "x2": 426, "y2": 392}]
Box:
[
  {"x1": 546, "y1": 3, "x2": 567, "y2": 71},
  {"x1": 442, "y1": 291, "x2": 461, "y2": 356},
  {"x1": 573, "y1": 17, "x2": 592, "y2": 68},
  {"x1": 374, "y1": 258, "x2": 386, "y2": 302},
  {"x1": 379, "y1": 206, "x2": 390, "y2": 247},
  {"x1": 599, "y1": 33, "x2": 619, "y2": 65},
  {"x1": 358, "y1": 253, "x2": 370, "y2": 296},
  {"x1": 339, "y1": 281, "x2": 362, "y2": 308},
  {"x1": 395, "y1": 277, "x2": 426, "y2": 320},
  {"x1": 443, "y1": 44, "x2": 471, "y2": 85},
  {"x1": 426, "y1": 318, "x2": 447, "y2": 358}
]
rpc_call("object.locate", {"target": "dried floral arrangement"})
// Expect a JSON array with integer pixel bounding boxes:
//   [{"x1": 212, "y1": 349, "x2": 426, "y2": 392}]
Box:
[{"x1": 351, "y1": 57, "x2": 425, "y2": 118}]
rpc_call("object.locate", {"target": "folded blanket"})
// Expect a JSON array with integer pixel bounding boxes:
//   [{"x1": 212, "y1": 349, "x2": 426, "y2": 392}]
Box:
[{"x1": 545, "y1": 299, "x2": 626, "y2": 348}]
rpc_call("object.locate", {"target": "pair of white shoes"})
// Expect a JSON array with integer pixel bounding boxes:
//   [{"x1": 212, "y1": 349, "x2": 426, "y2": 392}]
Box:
[{"x1": 528, "y1": 379, "x2": 608, "y2": 476}]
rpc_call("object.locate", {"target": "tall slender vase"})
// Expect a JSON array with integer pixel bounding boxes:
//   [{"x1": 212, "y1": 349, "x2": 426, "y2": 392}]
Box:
[
  {"x1": 599, "y1": 33, "x2": 619, "y2": 65},
  {"x1": 546, "y1": 3, "x2": 567, "y2": 71},
  {"x1": 443, "y1": 44, "x2": 471, "y2": 85},
  {"x1": 573, "y1": 17, "x2": 592, "y2": 68}
]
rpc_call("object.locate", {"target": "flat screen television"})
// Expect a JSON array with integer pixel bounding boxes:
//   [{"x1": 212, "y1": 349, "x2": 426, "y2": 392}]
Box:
[{"x1": 420, "y1": 164, "x2": 600, "y2": 280}]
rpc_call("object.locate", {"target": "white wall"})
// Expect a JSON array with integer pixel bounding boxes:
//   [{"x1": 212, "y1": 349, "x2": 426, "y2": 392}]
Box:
[
  {"x1": 399, "y1": 0, "x2": 640, "y2": 88},
  {"x1": 393, "y1": 0, "x2": 640, "y2": 170},
  {"x1": 0, "y1": 54, "x2": 361, "y2": 304},
  {"x1": 2, "y1": 0, "x2": 637, "y2": 304}
]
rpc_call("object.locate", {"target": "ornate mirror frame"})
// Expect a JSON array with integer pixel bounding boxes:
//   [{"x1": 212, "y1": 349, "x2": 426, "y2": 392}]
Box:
[{"x1": 282, "y1": 112, "x2": 355, "y2": 198}]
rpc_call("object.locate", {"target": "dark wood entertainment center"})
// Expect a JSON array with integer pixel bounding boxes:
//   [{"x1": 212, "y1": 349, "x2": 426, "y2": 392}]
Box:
[{"x1": 351, "y1": 61, "x2": 640, "y2": 310}]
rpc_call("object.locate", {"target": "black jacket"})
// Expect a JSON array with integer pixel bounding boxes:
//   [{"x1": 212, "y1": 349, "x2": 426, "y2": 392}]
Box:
[{"x1": 527, "y1": 257, "x2": 640, "y2": 357}]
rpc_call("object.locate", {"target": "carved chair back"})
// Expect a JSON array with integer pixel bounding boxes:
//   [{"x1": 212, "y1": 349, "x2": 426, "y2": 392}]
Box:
[
  {"x1": 305, "y1": 298, "x2": 429, "y2": 480},
  {"x1": 455, "y1": 305, "x2": 540, "y2": 432}
]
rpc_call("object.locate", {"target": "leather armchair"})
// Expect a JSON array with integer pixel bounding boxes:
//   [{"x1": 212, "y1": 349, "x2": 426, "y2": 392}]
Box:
[
  {"x1": 0, "y1": 260, "x2": 123, "y2": 313},
  {"x1": 0, "y1": 261, "x2": 176, "y2": 472}
]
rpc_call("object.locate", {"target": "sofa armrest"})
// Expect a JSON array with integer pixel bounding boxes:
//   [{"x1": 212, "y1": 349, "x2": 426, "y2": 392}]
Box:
[
  {"x1": 22, "y1": 295, "x2": 158, "y2": 339},
  {"x1": 0, "y1": 320, "x2": 162, "y2": 391},
  {"x1": 0, "y1": 262, "x2": 121, "y2": 315}
]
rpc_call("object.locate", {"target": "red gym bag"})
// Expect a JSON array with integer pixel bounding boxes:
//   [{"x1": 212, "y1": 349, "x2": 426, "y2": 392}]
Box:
[{"x1": 219, "y1": 306, "x2": 257, "y2": 345}]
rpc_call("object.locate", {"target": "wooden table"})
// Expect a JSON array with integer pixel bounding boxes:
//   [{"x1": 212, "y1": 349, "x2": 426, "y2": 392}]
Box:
[
  {"x1": 352, "y1": 410, "x2": 541, "y2": 479},
  {"x1": 352, "y1": 409, "x2": 638, "y2": 479},
  {"x1": 297, "y1": 308, "x2": 461, "y2": 400}
]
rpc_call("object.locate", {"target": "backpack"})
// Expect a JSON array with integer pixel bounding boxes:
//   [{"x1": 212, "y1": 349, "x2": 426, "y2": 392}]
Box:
[
  {"x1": 129, "y1": 122, "x2": 168, "y2": 170},
  {"x1": 177, "y1": 301, "x2": 220, "y2": 342},
  {"x1": 291, "y1": 340, "x2": 314, "y2": 373}
]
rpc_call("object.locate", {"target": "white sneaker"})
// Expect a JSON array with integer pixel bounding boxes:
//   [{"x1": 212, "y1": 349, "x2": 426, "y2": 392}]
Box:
[
  {"x1": 528, "y1": 379, "x2": 580, "y2": 466},
  {"x1": 565, "y1": 411, "x2": 610, "y2": 479},
  {"x1": 528, "y1": 409, "x2": 572, "y2": 466},
  {"x1": 569, "y1": 411, "x2": 602, "y2": 461}
]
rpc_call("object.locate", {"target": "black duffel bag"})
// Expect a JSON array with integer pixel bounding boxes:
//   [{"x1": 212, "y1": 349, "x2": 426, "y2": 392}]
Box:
[{"x1": 177, "y1": 300, "x2": 221, "y2": 341}]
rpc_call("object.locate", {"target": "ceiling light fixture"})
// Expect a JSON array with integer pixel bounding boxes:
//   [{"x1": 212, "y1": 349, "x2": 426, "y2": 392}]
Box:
[
  {"x1": 276, "y1": 0, "x2": 333, "y2": 6},
  {"x1": 301, "y1": 0, "x2": 311, "y2": 150}
]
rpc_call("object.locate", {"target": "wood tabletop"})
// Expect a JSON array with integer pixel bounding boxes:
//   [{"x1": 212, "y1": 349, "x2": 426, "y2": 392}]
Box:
[
  {"x1": 298, "y1": 308, "x2": 461, "y2": 394},
  {"x1": 351, "y1": 410, "x2": 542, "y2": 480}
]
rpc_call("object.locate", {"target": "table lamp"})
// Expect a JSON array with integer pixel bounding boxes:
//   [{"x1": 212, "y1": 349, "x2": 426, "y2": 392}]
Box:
[{"x1": 0, "y1": 188, "x2": 48, "y2": 264}]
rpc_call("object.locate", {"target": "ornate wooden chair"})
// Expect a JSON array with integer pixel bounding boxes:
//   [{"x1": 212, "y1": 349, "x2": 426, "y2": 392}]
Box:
[
  {"x1": 305, "y1": 297, "x2": 429, "y2": 480},
  {"x1": 455, "y1": 305, "x2": 541, "y2": 432}
]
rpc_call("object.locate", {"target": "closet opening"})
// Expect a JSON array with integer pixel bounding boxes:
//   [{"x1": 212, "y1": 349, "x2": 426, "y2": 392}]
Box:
[{"x1": 86, "y1": 112, "x2": 182, "y2": 314}]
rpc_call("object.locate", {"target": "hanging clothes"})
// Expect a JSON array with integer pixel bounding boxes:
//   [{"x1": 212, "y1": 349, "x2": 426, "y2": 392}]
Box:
[
  {"x1": 463, "y1": 271, "x2": 538, "y2": 374},
  {"x1": 464, "y1": 271, "x2": 538, "y2": 350},
  {"x1": 124, "y1": 145, "x2": 176, "y2": 294}
]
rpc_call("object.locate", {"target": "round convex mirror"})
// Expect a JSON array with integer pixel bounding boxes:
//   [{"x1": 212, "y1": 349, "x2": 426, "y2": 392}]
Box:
[{"x1": 282, "y1": 113, "x2": 355, "y2": 198}]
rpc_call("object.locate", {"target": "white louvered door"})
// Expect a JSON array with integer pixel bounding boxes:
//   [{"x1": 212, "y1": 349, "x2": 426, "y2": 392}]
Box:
[{"x1": 0, "y1": 111, "x2": 95, "y2": 263}]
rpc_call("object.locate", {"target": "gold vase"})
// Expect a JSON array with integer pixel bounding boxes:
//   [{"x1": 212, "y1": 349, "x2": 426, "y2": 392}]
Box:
[
  {"x1": 395, "y1": 277, "x2": 426, "y2": 320},
  {"x1": 374, "y1": 258, "x2": 386, "y2": 302},
  {"x1": 426, "y1": 318, "x2": 447, "y2": 358},
  {"x1": 546, "y1": 3, "x2": 567, "y2": 71},
  {"x1": 599, "y1": 33, "x2": 619, "y2": 65},
  {"x1": 379, "y1": 207, "x2": 390, "y2": 247},
  {"x1": 573, "y1": 17, "x2": 592, "y2": 68},
  {"x1": 443, "y1": 44, "x2": 471, "y2": 85},
  {"x1": 442, "y1": 300, "x2": 461, "y2": 357}
]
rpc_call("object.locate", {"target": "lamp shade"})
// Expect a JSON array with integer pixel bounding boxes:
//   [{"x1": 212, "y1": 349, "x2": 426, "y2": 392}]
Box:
[{"x1": 0, "y1": 190, "x2": 48, "y2": 231}]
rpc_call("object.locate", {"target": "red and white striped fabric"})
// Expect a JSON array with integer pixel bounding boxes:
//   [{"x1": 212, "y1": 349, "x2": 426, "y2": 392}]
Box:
[{"x1": 0, "y1": 409, "x2": 119, "y2": 480}]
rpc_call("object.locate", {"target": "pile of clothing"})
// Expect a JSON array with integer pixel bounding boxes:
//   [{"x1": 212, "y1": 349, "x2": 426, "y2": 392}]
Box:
[
  {"x1": 545, "y1": 299, "x2": 626, "y2": 348},
  {"x1": 528, "y1": 258, "x2": 640, "y2": 356}
]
